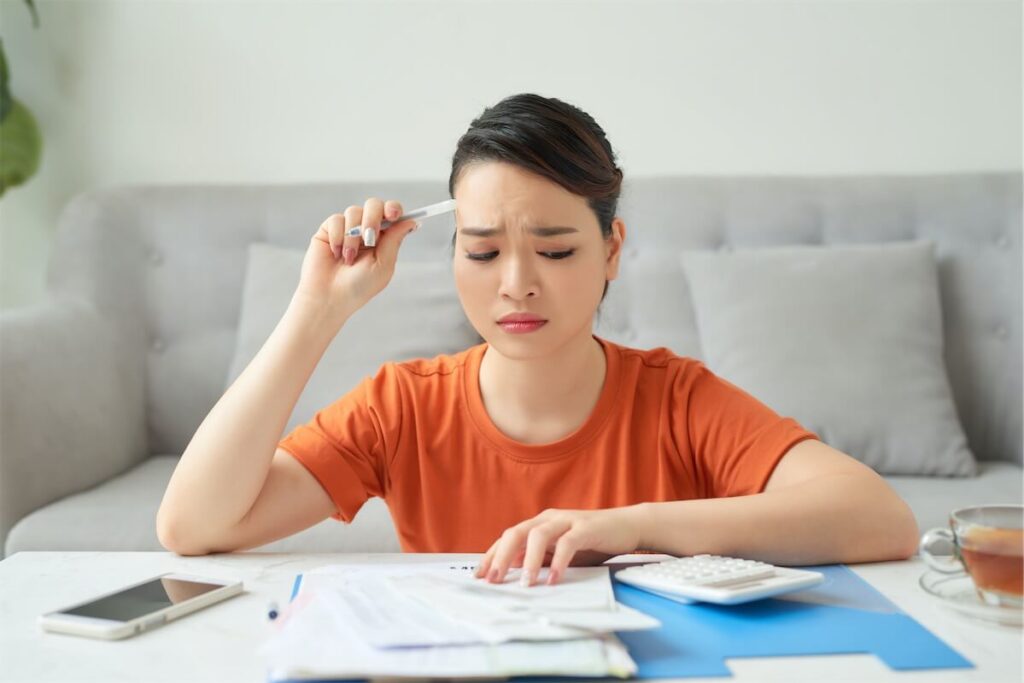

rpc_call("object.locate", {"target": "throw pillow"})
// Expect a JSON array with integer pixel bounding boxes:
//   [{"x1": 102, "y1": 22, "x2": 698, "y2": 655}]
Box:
[{"x1": 679, "y1": 240, "x2": 976, "y2": 476}]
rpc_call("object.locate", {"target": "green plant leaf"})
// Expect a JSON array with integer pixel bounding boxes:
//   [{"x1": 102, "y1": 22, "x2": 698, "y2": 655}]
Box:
[
  {"x1": 0, "y1": 3, "x2": 43, "y2": 197},
  {"x1": 0, "y1": 98, "x2": 42, "y2": 197},
  {"x1": 25, "y1": 0, "x2": 40, "y2": 29},
  {"x1": 0, "y1": 39, "x2": 11, "y2": 121}
]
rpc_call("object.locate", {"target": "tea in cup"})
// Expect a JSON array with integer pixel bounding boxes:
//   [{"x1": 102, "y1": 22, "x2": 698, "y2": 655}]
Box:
[{"x1": 919, "y1": 504, "x2": 1023, "y2": 608}]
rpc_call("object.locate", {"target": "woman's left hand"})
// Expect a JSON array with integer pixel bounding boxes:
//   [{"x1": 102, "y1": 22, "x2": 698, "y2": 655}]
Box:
[{"x1": 473, "y1": 505, "x2": 647, "y2": 587}]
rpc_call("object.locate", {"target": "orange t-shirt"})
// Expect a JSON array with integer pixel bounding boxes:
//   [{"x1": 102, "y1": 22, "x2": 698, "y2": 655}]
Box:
[{"x1": 277, "y1": 335, "x2": 818, "y2": 553}]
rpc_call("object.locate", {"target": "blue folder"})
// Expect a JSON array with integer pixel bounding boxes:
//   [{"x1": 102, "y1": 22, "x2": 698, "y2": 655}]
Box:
[
  {"x1": 609, "y1": 564, "x2": 972, "y2": 678},
  {"x1": 271, "y1": 564, "x2": 972, "y2": 682}
]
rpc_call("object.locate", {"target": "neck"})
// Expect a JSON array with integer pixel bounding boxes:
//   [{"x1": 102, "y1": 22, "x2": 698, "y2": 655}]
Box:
[{"x1": 479, "y1": 329, "x2": 607, "y2": 420}]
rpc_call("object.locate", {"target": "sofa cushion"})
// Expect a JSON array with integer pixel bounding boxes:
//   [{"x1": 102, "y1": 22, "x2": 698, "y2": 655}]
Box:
[
  {"x1": 225, "y1": 243, "x2": 480, "y2": 435},
  {"x1": 6, "y1": 454, "x2": 1020, "y2": 557},
  {"x1": 680, "y1": 240, "x2": 977, "y2": 476},
  {"x1": 3, "y1": 455, "x2": 401, "y2": 555},
  {"x1": 885, "y1": 462, "x2": 1023, "y2": 534}
]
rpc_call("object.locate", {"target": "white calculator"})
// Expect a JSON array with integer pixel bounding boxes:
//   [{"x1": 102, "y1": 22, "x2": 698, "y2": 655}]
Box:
[{"x1": 614, "y1": 554, "x2": 825, "y2": 605}]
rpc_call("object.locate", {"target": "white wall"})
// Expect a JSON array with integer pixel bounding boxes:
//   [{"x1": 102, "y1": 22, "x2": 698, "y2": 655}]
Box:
[{"x1": 0, "y1": 0, "x2": 1020, "y2": 310}]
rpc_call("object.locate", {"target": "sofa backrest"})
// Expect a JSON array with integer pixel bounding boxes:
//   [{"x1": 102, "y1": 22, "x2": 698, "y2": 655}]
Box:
[{"x1": 48, "y1": 173, "x2": 1022, "y2": 464}]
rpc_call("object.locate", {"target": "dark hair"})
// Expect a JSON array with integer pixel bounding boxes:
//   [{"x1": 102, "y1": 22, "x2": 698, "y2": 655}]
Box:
[{"x1": 447, "y1": 93, "x2": 624, "y2": 320}]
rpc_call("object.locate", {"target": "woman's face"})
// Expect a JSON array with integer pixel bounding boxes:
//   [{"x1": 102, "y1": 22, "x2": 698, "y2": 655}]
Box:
[{"x1": 452, "y1": 161, "x2": 625, "y2": 359}]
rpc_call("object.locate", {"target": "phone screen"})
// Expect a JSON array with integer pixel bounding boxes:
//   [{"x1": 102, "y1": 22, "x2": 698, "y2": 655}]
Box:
[{"x1": 60, "y1": 577, "x2": 223, "y2": 622}]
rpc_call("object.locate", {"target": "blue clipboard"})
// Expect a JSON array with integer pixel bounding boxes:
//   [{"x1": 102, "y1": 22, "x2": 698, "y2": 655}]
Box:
[{"x1": 271, "y1": 563, "x2": 972, "y2": 681}]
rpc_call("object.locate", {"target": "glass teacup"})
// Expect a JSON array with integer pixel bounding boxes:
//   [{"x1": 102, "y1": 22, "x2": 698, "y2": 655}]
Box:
[{"x1": 919, "y1": 504, "x2": 1023, "y2": 608}]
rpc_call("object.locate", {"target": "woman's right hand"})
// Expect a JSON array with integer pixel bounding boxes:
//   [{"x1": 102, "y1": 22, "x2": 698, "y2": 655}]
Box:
[{"x1": 294, "y1": 197, "x2": 421, "y2": 318}]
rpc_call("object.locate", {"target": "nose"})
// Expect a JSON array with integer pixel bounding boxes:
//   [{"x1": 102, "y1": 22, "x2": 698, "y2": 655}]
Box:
[{"x1": 497, "y1": 251, "x2": 539, "y2": 301}]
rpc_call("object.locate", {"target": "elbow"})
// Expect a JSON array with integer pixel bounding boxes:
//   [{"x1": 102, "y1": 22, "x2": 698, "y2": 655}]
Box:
[
  {"x1": 891, "y1": 528, "x2": 920, "y2": 562},
  {"x1": 893, "y1": 498, "x2": 921, "y2": 560},
  {"x1": 156, "y1": 512, "x2": 211, "y2": 557},
  {"x1": 869, "y1": 487, "x2": 920, "y2": 561},
  {"x1": 865, "y1": 472, "x2": 921, "y2": 561},
  {"x1": 843, "y1": 479, "x2": 920, "y2": 563}
]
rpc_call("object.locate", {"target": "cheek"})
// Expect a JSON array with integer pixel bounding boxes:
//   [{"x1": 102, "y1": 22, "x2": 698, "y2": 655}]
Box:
[
  {"x1": 453, "y1": 258, "x2": 474, "y2": 287},
  {"x1": 562, "y1": 255, "x2": 607, "y2": 297},
  {"x1": 453, "y1": 259, "x2": 489, "y2": 309}
]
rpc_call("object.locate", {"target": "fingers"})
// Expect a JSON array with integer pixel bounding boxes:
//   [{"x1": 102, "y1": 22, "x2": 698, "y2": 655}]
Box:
[
  {"x1": 485, "y1": 528, "x2": 528, "y2": 583},
  {"x1": 477, "y1": 532, "x2": 578, "y2": 587},
  {"x1": 383, "y1": 199, "x2": 403, "y2": 226},
  {"x1": 484, "y1": 519, "x2": 572, "y2": 586},
  {"x1": 372, "y1": 216, "x2": 419, "y2": 268},
  {"x1": 474, "y1": 540, "x2": 499, "y2": 579},
  {"x1": 547, "y1": 531, "x2": 583, "y2": 585},
  {"x1": 474, "y1": 542, "x2": 528, "y2": 578},
  {"x1": 340, "y1": 201, "x2": 375, "y2": 265},
  {"x1": 362, "y1": 197, "x2": 386, "y2": 248},
  {"x1": 321, "y1": 213, "x2": 347, "y2": 259},
  {"x1": 339, "y1": 205, "x2": 362, "y2": 265},
  {"x1": 521, "y1": 523, "x2": 563, "y2": 586},
  {"x1": 323, "y1": 198, "x2": 411, "y2": 266}
]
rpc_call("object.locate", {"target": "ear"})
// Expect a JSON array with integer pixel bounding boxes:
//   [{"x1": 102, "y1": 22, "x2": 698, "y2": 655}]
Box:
[{"x1": 604, "y1": 217, "x2": 627, "y2": 282}]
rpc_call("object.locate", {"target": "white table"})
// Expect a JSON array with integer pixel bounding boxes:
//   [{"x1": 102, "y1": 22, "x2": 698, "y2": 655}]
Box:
[{"x1": 0, "y1": 552, "x2": 1020, "y2": 683}]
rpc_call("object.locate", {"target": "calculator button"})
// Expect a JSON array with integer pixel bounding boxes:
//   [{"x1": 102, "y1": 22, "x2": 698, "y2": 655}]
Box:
[
  {"x1": 698, "y1": 567, "x2": 775, "y2": 586},
  {"x1": 615, "y1": 554, "x2": 824, "y2": 605}
]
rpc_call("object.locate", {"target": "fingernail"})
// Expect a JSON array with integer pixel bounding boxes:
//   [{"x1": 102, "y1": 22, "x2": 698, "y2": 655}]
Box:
[
  {"x1": 342, "y1": 247, "x2": 355, "y2": 265},
  {"x1": 547, "y1": 569, "x2": 559, "y2": 585},
  {"x1": 520, "y1": 571, "x2": 533, "y2": 587},
  {"x1": 332, "y1": 244, "x2": 341, "y2": 259},
  {"x1": 363, "y1": 228, "x2": 376, "y2": 247},
  {"x1": 488, "y1": 568, "x2": 499, "y2": 583}
]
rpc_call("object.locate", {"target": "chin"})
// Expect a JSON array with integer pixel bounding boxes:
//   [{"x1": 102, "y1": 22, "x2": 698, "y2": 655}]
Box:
[
  {"x1": 476, "y1": 323, "x2": 541, "y2": 354},
  {"x1": 481, "y1": 321, "x2": 590, "y2": 360}
]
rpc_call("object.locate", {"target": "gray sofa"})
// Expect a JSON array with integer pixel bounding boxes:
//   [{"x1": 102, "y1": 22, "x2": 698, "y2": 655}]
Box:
[{"x1": 2, "y1": 173, "x2": 1021, "y2": 558}]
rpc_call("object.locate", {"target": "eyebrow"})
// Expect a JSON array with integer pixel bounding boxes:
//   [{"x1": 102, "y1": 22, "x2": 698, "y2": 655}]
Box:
[{"x1": 458, "y1": 226, "x2": 580, "y2": 237}]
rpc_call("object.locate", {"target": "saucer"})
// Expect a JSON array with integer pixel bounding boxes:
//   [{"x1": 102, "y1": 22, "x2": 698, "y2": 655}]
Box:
[{"x1": 919, "y1": 570, "x2": 1023, "y2": 627}]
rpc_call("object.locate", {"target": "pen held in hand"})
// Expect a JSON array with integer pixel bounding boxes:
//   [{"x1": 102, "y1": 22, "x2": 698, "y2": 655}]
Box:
[{"x1": 346, "y1": 199, "x2": 457, "y2": 238}]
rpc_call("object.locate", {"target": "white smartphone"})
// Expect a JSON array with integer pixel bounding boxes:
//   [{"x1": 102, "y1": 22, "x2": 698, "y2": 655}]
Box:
[{"x1": 37, "y1": 572, "x2": 244, "y2": 640}]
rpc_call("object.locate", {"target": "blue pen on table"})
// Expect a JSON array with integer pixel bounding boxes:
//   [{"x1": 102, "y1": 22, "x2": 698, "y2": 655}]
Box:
[{"x1": 346, "y1": 199, "x2": 457, "y2": 243}]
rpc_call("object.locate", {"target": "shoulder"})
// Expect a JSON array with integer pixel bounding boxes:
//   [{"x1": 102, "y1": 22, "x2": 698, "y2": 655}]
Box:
[
  {"x1": 608, "y1": 337, "x2": 708, "y2": 379},
  {"x1": 392, "y1": 346, "x2": 477, "y2": 378},
  {"x1": 358, "y1": 344, "x2": 481, "y2": 399},
  {"x1": 601, "y1": 338, "x2": 721, "y2": 412}
]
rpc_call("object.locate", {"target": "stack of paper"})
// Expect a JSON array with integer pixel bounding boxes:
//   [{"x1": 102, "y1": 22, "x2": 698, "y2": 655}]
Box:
[{"x1": 259, "y1": 562, "x2": 661, "y2": 680}]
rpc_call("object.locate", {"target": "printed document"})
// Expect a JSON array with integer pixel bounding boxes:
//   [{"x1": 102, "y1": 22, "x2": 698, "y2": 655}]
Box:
[{"x1": 259, "y1": 561, "x2": 659, "y2": 679}]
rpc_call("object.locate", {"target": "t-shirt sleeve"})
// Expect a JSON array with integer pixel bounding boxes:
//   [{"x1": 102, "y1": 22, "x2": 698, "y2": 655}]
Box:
[
  {"x1": 675, "y1": 361, "x2": 819, "y2": 498},
  {"x1": 276, "y1": 362, "x2": 404, "y2": 523}
]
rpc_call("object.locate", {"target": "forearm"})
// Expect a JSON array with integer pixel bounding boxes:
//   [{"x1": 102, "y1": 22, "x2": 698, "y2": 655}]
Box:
[
  {"x1": 157, "y1": 292, "x2": 350, "y2": 542},
  {"x1": 632, "y1": 473, "x2": 920, "y2": 565}
]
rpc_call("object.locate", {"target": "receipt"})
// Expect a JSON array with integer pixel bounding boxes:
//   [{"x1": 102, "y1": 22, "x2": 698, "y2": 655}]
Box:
[
  {"x1": 298, "y1": 562, "x2": 659, "y2": 649},
  {"x1": 260, "y1": 563, "x2": 644, "y2": 680}
]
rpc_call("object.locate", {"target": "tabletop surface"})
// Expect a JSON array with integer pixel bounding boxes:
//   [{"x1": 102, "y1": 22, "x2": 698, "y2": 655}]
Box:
[{"x1": 0, "y1": 551, "x2": 1020, "y2": 683}]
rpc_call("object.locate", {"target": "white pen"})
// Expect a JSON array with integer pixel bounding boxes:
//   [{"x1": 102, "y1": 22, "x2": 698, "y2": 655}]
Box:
[{"x1": 346, "y1": 199, "x2": 457, "y2": 241}]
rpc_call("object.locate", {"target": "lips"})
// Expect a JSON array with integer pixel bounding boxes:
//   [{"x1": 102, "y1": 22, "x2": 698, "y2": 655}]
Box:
[
  {"x1": 497, "y1": 313, "x2": 547, "y2": 323},
  {"x1": 498, "y1": 318, "x2": 547, "y2": 334}
]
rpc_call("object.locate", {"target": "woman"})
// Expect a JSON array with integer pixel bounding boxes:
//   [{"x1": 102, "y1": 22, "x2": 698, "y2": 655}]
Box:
[{"x1": 157, "y1": 93, "x2": 919, "y2": 585}]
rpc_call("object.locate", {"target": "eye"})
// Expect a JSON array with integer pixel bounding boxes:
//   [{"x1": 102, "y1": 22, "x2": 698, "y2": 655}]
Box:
[{"x1": 465, "y1": 249, "x2": 576, "y2": 262}]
